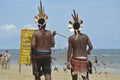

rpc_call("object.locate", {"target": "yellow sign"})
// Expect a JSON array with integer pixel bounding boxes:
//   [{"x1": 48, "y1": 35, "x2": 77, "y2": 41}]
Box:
[{"x1": 19, "y1": 29, "x2": 36, "y2": 64}]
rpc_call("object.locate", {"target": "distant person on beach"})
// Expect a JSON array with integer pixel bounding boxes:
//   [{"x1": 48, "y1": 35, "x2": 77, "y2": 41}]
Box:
[
  {"x1": 0, "y1": 53, "x2": 2, "y2": 57},
  {"x1": 53, "y1": 67, "x2": 59, "y2": 72},
  {"x1": 30, "y1": 1, "x2": 56, "y2": 80},
  {"x1": 3, "y1": 50, "x2": 9, "y2": 58},
  {"x1": 92, "y1": 56, "x2": 98, "y2": 72},
  {"x1": 63, "y1": 67, "x2": 68, "y2": 72},
  {"x1": 66, "y1": 10, "x2": 93, "y2": 80},
  {"x1": 0, "y1": 53, "x2": 3, "y2": 65},
  {"x1": 1, "y1": 50, "x2": 11, "y2": 69},
  {"x1": 94, "y1": 56, "x2": 98, "y2": 64}
]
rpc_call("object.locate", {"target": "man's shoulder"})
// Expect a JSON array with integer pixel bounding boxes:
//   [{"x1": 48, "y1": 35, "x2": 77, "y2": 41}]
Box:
[
  {"x1": 81, "y1": 33, "x2": 88, "y2": 37},
  {"x1": 69, "y1": 33, "x2": 88, "y2": 37},
  {"x1": 69, "y1": 34, "x2": 74, "y2": 38},
  {"x1": 68, "y1": 33, "x2": 89, "y2": 39},
  {"x1": 32, "y1": 30, "x2": 38, "y2": 36},
  {"x1": 68, "y1": 35, "x2": 75, "y2": 41},
  {"x1": 46, "y1": 30, "x2": 51, "y2": 33},
  {"x1": 33, "y1": 30, "x2": 51, "y2": 35}
]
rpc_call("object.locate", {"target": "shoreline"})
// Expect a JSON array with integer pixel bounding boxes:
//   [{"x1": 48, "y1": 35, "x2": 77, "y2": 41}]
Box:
[{"x1": 0, "y1": 64, "x2": 120, "y2": 80}]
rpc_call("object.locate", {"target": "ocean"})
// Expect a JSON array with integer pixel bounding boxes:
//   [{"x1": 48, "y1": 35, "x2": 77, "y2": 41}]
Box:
[{"x1": 0, "y1": 49, "x2": 120, "y2": 73}]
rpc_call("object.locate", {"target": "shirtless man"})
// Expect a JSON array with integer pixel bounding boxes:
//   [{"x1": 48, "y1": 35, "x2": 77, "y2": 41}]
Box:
[
  {"x1": 67, "y1": 10, "x2": 93, "y2": 80},
  {"x1": 31, "y1": 1, "x2": 56, "y2": 80}
]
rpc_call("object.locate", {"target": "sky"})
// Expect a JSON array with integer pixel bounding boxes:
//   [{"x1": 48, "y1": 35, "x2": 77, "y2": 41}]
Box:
[{"x1": 0, "y1": 0, "x2": 120, "y2": 49}]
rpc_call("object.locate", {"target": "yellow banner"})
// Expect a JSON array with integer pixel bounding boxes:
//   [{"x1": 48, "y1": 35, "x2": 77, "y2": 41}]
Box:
[{"x1": 19, "y1": 29, "x2": 36, "y2": 64}]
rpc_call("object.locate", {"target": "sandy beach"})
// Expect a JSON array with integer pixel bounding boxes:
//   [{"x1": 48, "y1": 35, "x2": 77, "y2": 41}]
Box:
[{"x1": 0, "y1": 64, "x2": 120, "y2": 80}]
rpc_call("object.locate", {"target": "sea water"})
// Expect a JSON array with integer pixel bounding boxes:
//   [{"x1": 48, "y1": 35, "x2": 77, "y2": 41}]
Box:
[{"x1": 0, "y1": 49, "x2": 120, "y2": 73}]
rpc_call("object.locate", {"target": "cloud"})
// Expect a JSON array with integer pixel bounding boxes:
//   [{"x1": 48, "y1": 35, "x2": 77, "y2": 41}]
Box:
[
  {"x1": 0, "y1": 24, "x2": 19, "y2": 39},
  {"x1": 0, "y1": 24, "x2": 36, "y2": 39},
  {"x1": 0, "y1": 24, "x2": 37, "y2": 49},
  {"x1": 0, "y1": 24, "x2": 17, "y2": 30}
]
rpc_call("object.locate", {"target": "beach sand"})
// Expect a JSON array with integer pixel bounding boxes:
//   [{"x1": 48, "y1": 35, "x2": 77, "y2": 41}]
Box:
[{"x1": 0, "y1": 64, "x2": 120, "y2": 80}]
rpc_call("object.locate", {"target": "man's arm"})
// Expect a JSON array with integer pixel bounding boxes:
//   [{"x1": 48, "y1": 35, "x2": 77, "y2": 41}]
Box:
[
  {"x1": 30, "y1": 32, "x2": 36, "y2": 63},
  {"x1": 31, "y1": 32, "x2": 36, "y2": 48},
  {"x1": 67, "y1": 37, "x2": 72, "y2": 69},
  {"x1": 50, "y1": 31, "x2": 56, "y2": 47},
  {"x1": 87, "y1": 38, "x2": 93, "y2": 55},
  {"x1": 67, "y1": 38, "x2": 72, "y2": 62}
]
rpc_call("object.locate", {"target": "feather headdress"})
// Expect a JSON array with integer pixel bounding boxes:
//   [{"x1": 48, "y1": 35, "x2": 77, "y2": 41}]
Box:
[
  {"x1": 34, "y1": 1, "x2": 48, "y2": 27},
  {"x1": 68, "y1": 9, "x2": 83, "y2": 40}
]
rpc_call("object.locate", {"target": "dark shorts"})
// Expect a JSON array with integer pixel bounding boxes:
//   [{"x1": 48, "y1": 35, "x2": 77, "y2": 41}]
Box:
[{"x1": 32, "y1": 56, "x2": 51, "y2": 76}]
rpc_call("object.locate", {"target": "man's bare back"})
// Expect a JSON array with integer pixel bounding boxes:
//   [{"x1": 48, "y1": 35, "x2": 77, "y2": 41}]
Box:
[
  {"x1": 32, "y1": 29, "x2": 55, "y2": 51},
  {"x1": 68, "y1": 33, "x2": 93, "y2": 58}
]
